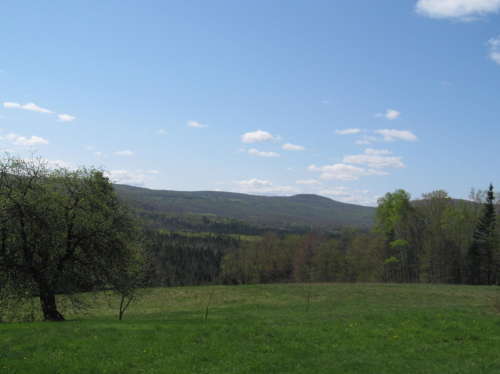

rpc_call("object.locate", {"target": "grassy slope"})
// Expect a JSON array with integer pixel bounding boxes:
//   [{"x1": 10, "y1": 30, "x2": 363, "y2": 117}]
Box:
[
  {"x1": 114, "y1": 185, "x2": 376, "y2": 228},
  {"x1": 1, "y1": 284, "x2": 500, "y2": 373}
]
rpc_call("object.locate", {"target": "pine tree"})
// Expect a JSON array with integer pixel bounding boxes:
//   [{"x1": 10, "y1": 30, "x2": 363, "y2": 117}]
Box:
[{"x1": 472, "y1": 183, "x2": 498, "y2": 285}]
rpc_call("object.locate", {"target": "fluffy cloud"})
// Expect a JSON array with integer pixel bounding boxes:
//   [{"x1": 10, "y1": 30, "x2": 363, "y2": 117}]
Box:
[
  {"x1": 58, "y1": 114, "x2": 75, "y2": 122},
  {"x1": 486, "y1": 36, "x2": 500, "y2": 65},
  {"x1": 375, "y1": 129, "x2": 418, "y2": 141},
  {"x1": 241, "y1": 130, "x2": 277, "y2": 143},
  {"x1": 376, "y1": 109, "x2": 401, "y2": 120},
  {"x1": 319, "y1": 186, "x2": 351, "y2": 197},
  {"x1": 282, "y1": 143, "x2": 305, "y2": 151},
  {"x1": 115, "y1": 150, "x2": 134, "y2": 156},
  {"x1": 13, "y1": 136, "x2": 49, "y2": 146},
  {"x1": 0, "y1": 133, "x2": 19, "y2": 142},
  {"x1": 43, "y1": 158, "x2": 73, "y2": 169},
  {"x1": 335, "y1": 128, "x2": 360, "y2": 135},
  {"x1": 107, "y1": 170, "x2": 147, "y2": 187},
  {"x1": 343, "y1": 154, "x2": 406, "y2": 169},
  {"x1": 232, "y1": 178, "x2": 301, "y2": 195},
  {"x1": 308, "y1": 164, "x2": 388, "y2": 181},
  {"x1": 1, "y1": 133, "x2": 49, "y2": 146},
  {"x1": 364, "y1": 148, "x2": 392, "y2": 155},
  {"x1": 294, "y1": 179, "x2": 322, "y2": 186},
  {"x1": 4, "y1": 102, "x2": 53, "y2": 114},
  {"x1": 319, "y1": 187, "x2": 376, "y2": 206},
  {"x1": 355, "y1": 140, "x2": 371, "y2": 145},
  {"x1": 148, "y1": 170, "x2": 161, "y2": 174},
  {"x1": 187, "y1": 120, "x2": 208, "y2": 128},
  {"x1": 248, "y1": 148, "x2": 280, "y2": 157},
  {"x1": 415, "y1": 0, "x2": 500, "y2": 20}
]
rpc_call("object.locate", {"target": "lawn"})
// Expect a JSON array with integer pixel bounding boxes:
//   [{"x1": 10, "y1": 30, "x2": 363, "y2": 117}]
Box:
[{"x1": 1, "y1": 284, "x2": 500, "y2": 373}]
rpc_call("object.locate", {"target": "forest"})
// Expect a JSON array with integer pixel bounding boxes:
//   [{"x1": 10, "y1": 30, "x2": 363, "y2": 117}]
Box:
[{"x1": 146, "y1": 185, "x2": 499, "y2": 287}]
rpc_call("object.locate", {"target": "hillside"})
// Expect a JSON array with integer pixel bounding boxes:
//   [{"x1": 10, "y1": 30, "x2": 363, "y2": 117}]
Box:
[{"x1": 114, "y1": 184, "x2": 376, "y2": 233}]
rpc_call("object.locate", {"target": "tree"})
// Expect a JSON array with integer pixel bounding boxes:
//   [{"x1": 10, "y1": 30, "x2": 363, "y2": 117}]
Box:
[
  {"x1": 373, "y1": 189, "x2": 414, "y2": 283},
  {"x1": 0, "y1": 154, "x2": 150, "y2": 321},
  {"x1": 471, "y1": 183, "x2": 498, "y2": 285}
]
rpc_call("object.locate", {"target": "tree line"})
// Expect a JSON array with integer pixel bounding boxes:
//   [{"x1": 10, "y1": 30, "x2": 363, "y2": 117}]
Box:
[{"x1": 219, "y1": 187, "x2": 498, "y2": 286}]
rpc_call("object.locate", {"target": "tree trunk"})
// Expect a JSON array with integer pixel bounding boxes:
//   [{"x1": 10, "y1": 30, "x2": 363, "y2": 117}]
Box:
[{"x1": 40, "y1": 291, "x2": 65, "y2": 321}]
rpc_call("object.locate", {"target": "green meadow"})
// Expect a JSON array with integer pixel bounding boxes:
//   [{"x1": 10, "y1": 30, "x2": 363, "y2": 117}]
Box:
[{"x1": 1, "y1": 284, "x2": 500, "y2": 373}]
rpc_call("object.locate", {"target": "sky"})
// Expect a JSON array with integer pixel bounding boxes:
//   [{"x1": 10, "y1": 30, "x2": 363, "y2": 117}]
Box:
[{"x1": 1, "y1": 0, "x2": 500, "y2": 206}]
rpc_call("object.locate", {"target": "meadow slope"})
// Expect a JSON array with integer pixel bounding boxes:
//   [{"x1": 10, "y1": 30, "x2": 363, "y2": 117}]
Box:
[{"x1": 1, "y1": 284, "x2": 500, "y2": 373}]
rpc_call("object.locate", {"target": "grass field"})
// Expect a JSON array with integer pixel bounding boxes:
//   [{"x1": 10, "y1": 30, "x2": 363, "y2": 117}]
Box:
[{"x1": 1, "y1": 284, "x2": 500, "y2": 373}]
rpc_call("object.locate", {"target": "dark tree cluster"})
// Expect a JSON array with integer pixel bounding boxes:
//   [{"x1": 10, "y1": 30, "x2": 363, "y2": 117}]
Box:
[
  {"x1": 0, "y1": 155, "x2": 151, "y2": 321},
  {"x1": 147, "y1": 230, "x2": 239, "y2": 286}
]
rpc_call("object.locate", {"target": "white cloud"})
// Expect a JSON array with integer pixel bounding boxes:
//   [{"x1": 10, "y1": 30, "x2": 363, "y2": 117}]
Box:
[
  {"x1": 58, "y1": 113, "x2": 75, "y2": 122},
  {"x1": 308, "y1": 164, "x2": 388, "y2": 181},
  {"x1": 241, "y1": 130, "x2": 277, "y2": 143},
  {"x1": 375, "y1": 129, "x2": 418, "y2": 142},
  {"x1": 0, "y1": 70, "x2": 4, "y2": 73},
  {"x1": 4, "y1": 102, "x2": 53, "y2": 114},
  {"x1": 157, "y1": 130, "x2": 166, "y2": 134},
  {"x1": 375, "y1": 110, "x2": 400, "y2": 120},
  {"x1": 95, "y1": 151, "x2": 102, "y2": 156},
  {"x1": 0, "y1": 133, "x2": 19, "y2": 142},
  {"x1": 86, "y1": 145, "x2": 94, "y2": 150},
  {"x1": 415, "y1": 0, "x2": 500, "y2": 20},
  {"x1": 440, "y1": 80, "x2": 452, "y2": 86},
  {"x1": 148, "y1": 170, "x2": 161, "y2": 174},
  {"x1": 42, "y1": 158, "x2": 73, "y2": 169},
  {"x1": 343, "y1": 154, "x2": 406, "y2": 169},
  {"x1": 115, "y1": 150, "x2": 134, "y2": 156},
  {"x1": 319, "y1": 186, "x2": 351, "y2": 196},
  {"x1": 486, "y1": 36, "x2": 500, "y2": 65},
  {"x1": 107, "y1": 170, "x2": 147, "y2": 187},
  {"x1": 294, "y1": 179, "x2": 322, "y2": 186},
  {"x1": 385, "y1": 109, "x2": 401, "y2": 120},
  {"x1": 364, "y1": 148, "x2": 392, "y2": 155},
  {"x1": 232, "y1": 178, "x2": 301, "y2": 195},
  {"x1": 282, "y1": 143, "x2": 306, "y2": 151},
  {"x1": 187, "y1": 120, "x2": 208, "y2": 128},
  {"x1": 335, "y1": 128, "x2": 361, "y2": 135},
  {"x1": 319, "y1": 187, "x2": 376, "y2": 206},
  {"x1": 248, "y1": 148, "x2": 280, "y2": 157},
  {"x1": 286, "y1": 167, "x2": 294, "y2": 171},
  {"x1": 355, "y1": 140, "x2": 371, "y2": 145},
  {"x1": 354, "y1": 189, "x2": 370, "y2": 194},
  {"x1": 12, "y1": 135, "x2": 49, "y2": 146}
]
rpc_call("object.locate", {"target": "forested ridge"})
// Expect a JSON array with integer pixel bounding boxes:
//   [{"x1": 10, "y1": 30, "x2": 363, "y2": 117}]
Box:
[
  {"x1": 141, "y1": 186, "x2": 500, "y2": 287},
  {"x1": 114, "y1": 184, "x2": 375, "y2": 232}
]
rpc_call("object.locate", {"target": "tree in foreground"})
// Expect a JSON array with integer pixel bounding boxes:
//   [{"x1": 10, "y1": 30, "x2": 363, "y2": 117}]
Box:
[{"x1": 0, "y1": 154, "x2": 151, "y2": 321}]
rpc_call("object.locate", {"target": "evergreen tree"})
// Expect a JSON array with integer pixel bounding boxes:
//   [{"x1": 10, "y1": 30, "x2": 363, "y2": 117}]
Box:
[{"x1": 471, "y1": 183, "x2": 498, "y2": 285}]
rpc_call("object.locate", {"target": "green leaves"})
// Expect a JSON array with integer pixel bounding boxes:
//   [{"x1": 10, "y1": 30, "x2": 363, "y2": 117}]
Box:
[{"x1": 0, "y1": 154, "x2": 149, "y2": 321}]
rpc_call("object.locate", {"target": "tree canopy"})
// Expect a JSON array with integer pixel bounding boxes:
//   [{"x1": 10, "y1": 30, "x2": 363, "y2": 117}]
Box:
[{"x1": 0, "y1": 155, "x2": 149, "y2": 321}]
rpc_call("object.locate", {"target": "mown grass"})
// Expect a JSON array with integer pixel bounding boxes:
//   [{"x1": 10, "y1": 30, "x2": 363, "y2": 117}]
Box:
[{"x1": 1, "y1": 284, "x2": 500, "y2": 373}]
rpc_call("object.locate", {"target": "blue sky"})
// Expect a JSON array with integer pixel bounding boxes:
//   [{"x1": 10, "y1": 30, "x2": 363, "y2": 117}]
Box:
[{"x1": 1, "y1": 0, "x2": 499, "y2": 205}]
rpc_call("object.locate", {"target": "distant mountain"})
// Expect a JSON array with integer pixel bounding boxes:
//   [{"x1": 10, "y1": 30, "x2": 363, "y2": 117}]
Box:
[{"x1": 114, "y1": 185, "x2": 376, "y2": 233}]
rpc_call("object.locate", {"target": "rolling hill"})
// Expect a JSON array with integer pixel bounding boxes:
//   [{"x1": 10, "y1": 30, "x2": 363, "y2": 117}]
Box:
[{"x1": 114, "y1": 184, "x2": 376, "y2": 234}]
